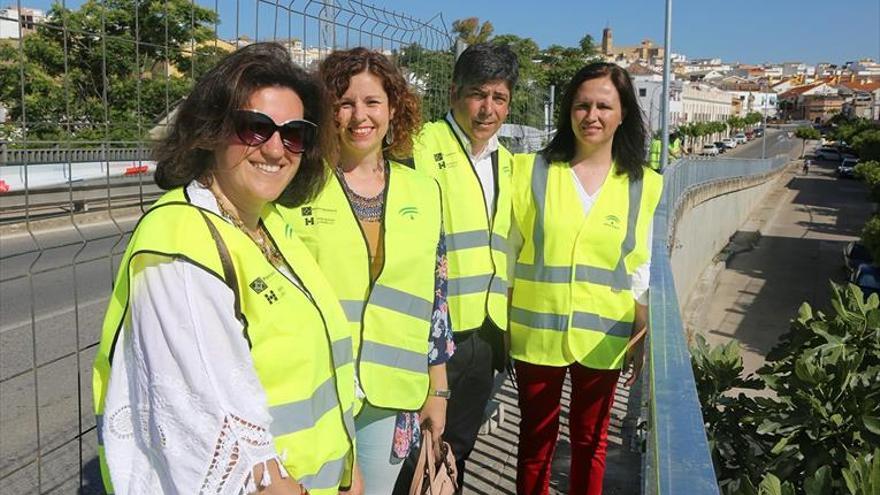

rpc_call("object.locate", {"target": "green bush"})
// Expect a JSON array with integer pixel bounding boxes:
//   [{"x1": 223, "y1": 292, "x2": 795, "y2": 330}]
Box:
[
  {"x1": 861, "y1": 216, "x2": 880, "y2": 263},
  {"x1": 853, "y1": 130, "x2": 880, "y2": 163},
  {"x1": 854, "y1": 161, "x2": 880, "y2": 203},
  {"x1": 692, "y1": 283, "x2": 880, "y2": 494}
]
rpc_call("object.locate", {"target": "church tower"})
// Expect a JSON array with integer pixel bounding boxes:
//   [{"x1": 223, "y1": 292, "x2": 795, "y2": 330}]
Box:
[{"x1": 601, "y1": 25, "x2": 613, "y2": 55}]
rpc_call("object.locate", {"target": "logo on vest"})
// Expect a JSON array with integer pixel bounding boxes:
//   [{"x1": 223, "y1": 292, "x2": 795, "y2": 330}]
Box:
[
  {"x1": 301, "y1": 206, "x2": 315, "y2": 226},
  {"x1": 603, "y1": 215, "x2": 622, "y2": 230},
  {"x1": 300, "y1": 205, "x2": 336, "y2": 226},
  {"x1": 433, "y1": 152, "x2": 448, "y2": 170},
  {"x1": 399, "y1": 206, "x2": 419, "y2": 219},
  {"x1": 249, "y1": 278, "x2": 268, "y2": 293}
]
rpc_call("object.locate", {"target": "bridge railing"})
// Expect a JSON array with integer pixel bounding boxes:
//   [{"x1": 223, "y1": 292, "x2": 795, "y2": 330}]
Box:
[{"x1": 644, "y1": 153, "x2": 790, "y2": 495}]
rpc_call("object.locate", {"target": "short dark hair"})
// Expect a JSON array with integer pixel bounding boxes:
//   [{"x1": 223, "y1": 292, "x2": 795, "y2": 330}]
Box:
[
  {"x1": 542, "y1": 62, "x2": 647, "y2": 181},
  {"x1": 451, "y1": 42, "x2": 519, "y2": 95},
  {"x1": 153, "y1": 42, "x2": 334, "y2": 207},
  {"x1": 319, "y1": 47, "x2": 421, "y2": 159}
]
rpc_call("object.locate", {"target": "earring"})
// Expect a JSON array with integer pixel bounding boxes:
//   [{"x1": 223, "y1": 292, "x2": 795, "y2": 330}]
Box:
[{"x1": 384, "y1": 122, "x2": 394, "y2": 147}]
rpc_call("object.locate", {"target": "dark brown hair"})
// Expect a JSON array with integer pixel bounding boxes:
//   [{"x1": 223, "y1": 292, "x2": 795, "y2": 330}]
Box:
[
  {"x1": 543, "y1": 62, "x2": 647, "y2": 181},
  {"x1": 318, "y1": 47, "x2": 420, "y2": 159},
  {"x1": 153, "y1": 42, "x2": 335, "y2": 206}
]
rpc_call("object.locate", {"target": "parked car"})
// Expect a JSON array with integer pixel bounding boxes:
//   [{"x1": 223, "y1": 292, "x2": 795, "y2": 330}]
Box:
[
  {"x1": 844, "y1": 241, "x2": 872, "y2": 274},
  {"x1": 837, "y1": 158, "x2": 859, "y2": 178},
  {"x1": 722, "y1": 138, "x2": 738, "y2": 149},
  {"x1": 734, "y1": 133, "x2": 747, "y2": 144},
  {"x1": 754, "y1": 127, "x2": 765, "y2": 137},
  {"x1": 701, "y1": 144, "x2": 720, "y2": 156},
  {"x1": 713, "y1": 141, "x2": 728, "y2": 153},
  {"x1": 852, "y1": 264, "x2": 880, "y2": 300},
  {"x1": 814, "y1": 147, "x2": 842, "y2": 161}
]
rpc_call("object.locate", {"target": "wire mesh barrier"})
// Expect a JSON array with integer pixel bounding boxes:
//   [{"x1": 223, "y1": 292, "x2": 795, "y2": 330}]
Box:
[{"x1": 643, "y1": 153, "x2": 791, "y2": 495}]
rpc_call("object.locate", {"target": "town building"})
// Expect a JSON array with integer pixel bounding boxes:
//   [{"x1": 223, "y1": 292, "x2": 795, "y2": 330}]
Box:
[{"x1": 0, "y1": 6, "x2": 45, "y2": 39}]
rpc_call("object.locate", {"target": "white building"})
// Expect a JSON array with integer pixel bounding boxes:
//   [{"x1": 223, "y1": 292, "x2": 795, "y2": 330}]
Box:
[
  {"x1": 728, "y1": 90, "x2": 778, "y2": 118},
  {"x1": 631, "y1": 73, "x2": 684, "y2": 135},
  {"x1": 0, "y1": 6, "x2": 45, "y2": 39},
  {"x1": 845, "y1": 59, "x2": 880, "y2": 76},
  {"x1": 680, "y1": 82, "x2": 734, "y2": 148}
]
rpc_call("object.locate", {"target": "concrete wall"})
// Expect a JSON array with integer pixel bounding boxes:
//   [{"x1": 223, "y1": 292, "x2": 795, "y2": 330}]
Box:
[{"x1": 668, "y1": 166, "x2": 788, "y2": 305}]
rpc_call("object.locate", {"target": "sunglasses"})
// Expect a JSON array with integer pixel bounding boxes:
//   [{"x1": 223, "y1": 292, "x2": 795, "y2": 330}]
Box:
[{"x1": 232, "y1": 109, "x2": 317, "y2": 154}]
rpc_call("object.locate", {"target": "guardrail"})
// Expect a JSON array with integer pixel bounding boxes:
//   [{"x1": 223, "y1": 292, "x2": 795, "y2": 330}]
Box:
[
  {"x1": 0, "y1": 160, "x2": 156, "y2": 193},
  {"x1": 644, "y1": 154, "x2": 790, "y2": 494},
  {"x1": 0, "y1": 147, "x2": 151, "y2": 166}
]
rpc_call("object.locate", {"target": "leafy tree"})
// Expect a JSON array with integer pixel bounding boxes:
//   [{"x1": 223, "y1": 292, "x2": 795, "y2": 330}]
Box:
[
  {"x1": 398, "y1": 43, "x2": 454, "y2": 123},
  {"x1": 693, "y1": 283, "x2": 880, "y2": 493},
  {"x1": 854, "y1": 161, "x2": 880, "y2": 203},
  {"x1": 451, "y1": 17, "x2": 494, "y2": 45},
  {"x1": 492, "y1": 34, "x2": 546, "y2": 129},
  {"x1": 853, "y1": 129, "x2": 880, "y2": 162},
  {"x1": 0, "y1": 0, "x2": 218, "y2": 145},
  {"x1": 578, "y1": 34, "x2": 597, "y2": 56},
  {"x1": 794, "y1": 126, "x2": 821, "y2": 157}
]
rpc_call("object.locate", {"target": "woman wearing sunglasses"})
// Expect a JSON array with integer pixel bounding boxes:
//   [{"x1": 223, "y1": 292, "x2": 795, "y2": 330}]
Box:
[
  {"x1": 93, "y1": 43, "x2": 360, "y2": 495},
  {"x1": 283, "y1": 47, "x2": 452, "y2": 495}
]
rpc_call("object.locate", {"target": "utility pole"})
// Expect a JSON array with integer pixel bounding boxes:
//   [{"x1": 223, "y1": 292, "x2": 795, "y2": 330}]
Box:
[{"x1": 660, "y1": 0, "x2": 673, "y2": 170}]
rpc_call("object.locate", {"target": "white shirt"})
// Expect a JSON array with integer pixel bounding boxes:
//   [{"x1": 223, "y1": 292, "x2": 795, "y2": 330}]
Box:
[
  {"x1": 100, "y1": 182, "x2": 286, "y2": 494},
  {"x1": 446, "y1": 112, "x2": 499, "y2": 219},
  {"x1": 508, "y1": 168, "x2": 652, "y2": 305}
]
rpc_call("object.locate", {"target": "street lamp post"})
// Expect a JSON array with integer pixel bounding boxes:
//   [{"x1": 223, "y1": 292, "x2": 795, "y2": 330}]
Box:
[
  {"x1": 761, "y1": 84, "x2": 768, "y2": 159},
  {"x1": 659, "y1": 0, "x2": 673, "y2": 170}
]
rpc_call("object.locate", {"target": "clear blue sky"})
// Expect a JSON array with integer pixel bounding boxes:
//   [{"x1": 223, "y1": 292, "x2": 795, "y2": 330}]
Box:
[
  {"x1": 24, "y1": 0, "x2": 880, "y2": 65},
  {"x1": 380, "y1": 0, "x2": 879, "y2": 65}
]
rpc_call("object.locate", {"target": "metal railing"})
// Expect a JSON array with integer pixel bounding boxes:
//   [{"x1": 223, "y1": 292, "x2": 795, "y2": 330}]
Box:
[
  {"x1": 644, "y1": 154, "x2": 790, "y2": 495},
  {"x1": 0, "y1": 146, "x2": 151, "y2": 166}
]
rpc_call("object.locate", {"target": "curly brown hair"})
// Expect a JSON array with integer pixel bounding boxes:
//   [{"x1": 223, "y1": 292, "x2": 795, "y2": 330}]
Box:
[
  {"x1": 318, "y1": 47, "x2": 421, "y2": 159},
  {"x1": 152, "y1": 42, "x2": 336, "y2": 207}
]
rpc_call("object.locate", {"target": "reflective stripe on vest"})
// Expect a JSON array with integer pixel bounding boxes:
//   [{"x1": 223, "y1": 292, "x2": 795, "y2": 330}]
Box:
[
  {"x1": 412, "y1": 120, "x2": 511, "y2": 332},
  {"x1": 286, "y1": 162, "x2": 439, "y2": 411},
  {"x1": 509, "y1": 154, "x2": 662, "y2": 368},
  {"x1": 92, "y1": 189, "x2": 355, "y2": 495}
]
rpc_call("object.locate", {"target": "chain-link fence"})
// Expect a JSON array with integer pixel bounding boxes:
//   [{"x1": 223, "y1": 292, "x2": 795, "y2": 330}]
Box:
[{"x1": 0, "y1": 2, "x2": 458, "y2": 493}]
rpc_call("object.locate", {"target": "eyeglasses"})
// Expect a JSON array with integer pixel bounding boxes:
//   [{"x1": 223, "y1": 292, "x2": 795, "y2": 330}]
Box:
[{"x1": 232, "y1": 109, "x2": 317, "y2": 154}]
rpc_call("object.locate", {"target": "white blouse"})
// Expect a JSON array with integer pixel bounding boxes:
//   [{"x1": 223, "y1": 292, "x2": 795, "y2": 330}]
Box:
[{"x1": 100, "y1": 182, "x2": 287, "y2": 494}]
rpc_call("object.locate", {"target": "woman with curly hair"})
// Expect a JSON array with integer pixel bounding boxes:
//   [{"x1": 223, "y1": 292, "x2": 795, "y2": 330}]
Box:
[{"x1": 282, "y1": 47, "x2": 452, "y2": 494}]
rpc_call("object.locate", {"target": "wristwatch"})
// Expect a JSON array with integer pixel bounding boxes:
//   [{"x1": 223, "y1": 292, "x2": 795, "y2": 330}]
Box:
[{"x1": 429, "y1": 388, "x2": 452, "y2": 399}]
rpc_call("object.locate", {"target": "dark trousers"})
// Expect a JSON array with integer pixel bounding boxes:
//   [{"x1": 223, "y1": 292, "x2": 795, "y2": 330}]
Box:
[{"x1": 393, "y1": 322, "x2": 497, "y2": 493}]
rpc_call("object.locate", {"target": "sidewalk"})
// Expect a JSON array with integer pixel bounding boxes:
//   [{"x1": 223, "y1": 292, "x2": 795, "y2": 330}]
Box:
[
  {"x1": 465, "y1": 373, "x2": 641, "y2": 494},
  {"x1": 700, "y1": 157, "x2": 872, "y2": 379}
]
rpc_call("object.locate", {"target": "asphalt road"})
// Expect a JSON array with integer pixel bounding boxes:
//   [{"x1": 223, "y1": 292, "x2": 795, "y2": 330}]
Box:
[{"x1": 0, "y1": 128, "x2": 797, "y2": 493}]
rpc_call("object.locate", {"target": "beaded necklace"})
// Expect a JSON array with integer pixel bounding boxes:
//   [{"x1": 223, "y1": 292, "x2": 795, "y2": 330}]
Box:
[
  {"x1": 209, "y1": 188, "x2": 286, "y2": 269},
  {"x1": 335, "y1": 160, "x2": 386, "y2": 222}
]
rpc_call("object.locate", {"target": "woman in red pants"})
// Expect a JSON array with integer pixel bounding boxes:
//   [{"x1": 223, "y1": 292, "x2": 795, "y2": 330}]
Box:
[{"x1": 509, "y1": 62, "x2": 663, "y2": 495}]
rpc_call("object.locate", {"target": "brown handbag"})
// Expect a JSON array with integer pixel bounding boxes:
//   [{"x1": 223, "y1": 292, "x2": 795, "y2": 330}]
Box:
[{"x1": 409, "y1": 423, "x2": 459, "y2": 495}]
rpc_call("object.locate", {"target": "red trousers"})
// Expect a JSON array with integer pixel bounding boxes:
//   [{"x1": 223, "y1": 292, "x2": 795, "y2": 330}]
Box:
[{"x1": 514, "y1": 360, "x2": 620, "y2": 495}]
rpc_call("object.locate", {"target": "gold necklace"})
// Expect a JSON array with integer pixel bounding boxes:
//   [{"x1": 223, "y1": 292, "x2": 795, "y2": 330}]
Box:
[{"x1": 210, "y1": 189, "x2": 286, "y2": 269}]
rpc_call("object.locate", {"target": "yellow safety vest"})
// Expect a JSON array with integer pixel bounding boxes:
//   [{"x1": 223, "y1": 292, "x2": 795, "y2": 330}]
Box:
[
  {"x1": 510, "y1": 154, "x2": 663, "y2": 369},
  {"x1": 412, "y1": 120, "x2": 511, "y2": 332},
  {"x1": 649, "y1": 138, "x2": 662, "y2": 170},
  {"x1": 92, "y1": 189, "x2": 355, "y2": 495},
  {"x1": 669, "y1": 138, "x2": 682, "y2": 158},
  {"x1": 284, "y1": 161, "x2": 441, "y2": 412}
]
